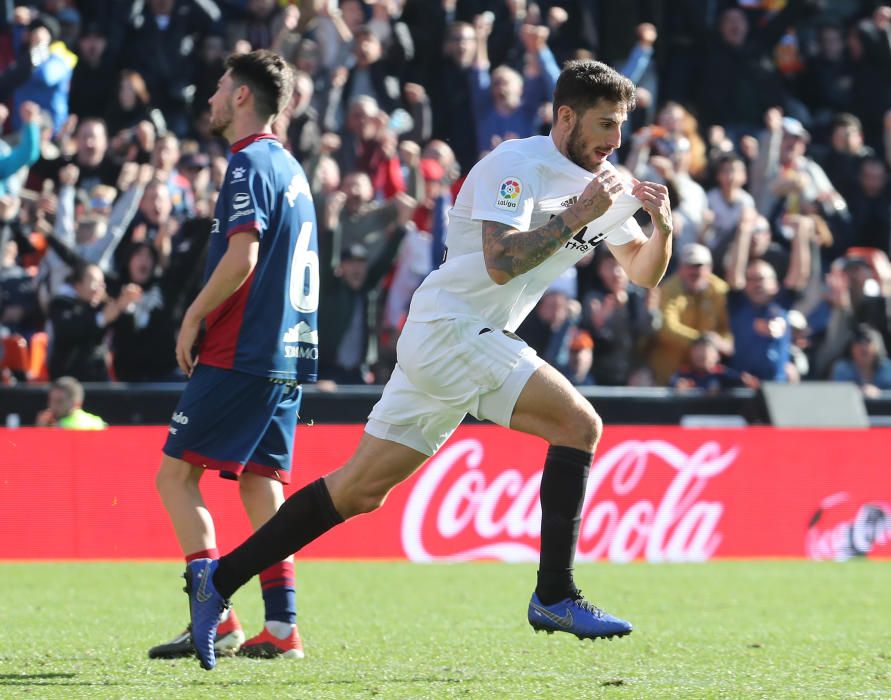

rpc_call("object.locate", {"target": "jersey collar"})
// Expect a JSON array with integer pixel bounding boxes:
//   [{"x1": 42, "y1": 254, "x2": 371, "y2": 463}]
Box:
[{"x1": 230, "y1": 132, "x2": 278, "y2": 154}]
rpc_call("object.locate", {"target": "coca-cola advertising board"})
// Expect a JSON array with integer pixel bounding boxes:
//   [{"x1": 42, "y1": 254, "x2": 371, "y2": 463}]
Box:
[{"x1": 1, "y1": 426, "x2": 889, "y2": 561}]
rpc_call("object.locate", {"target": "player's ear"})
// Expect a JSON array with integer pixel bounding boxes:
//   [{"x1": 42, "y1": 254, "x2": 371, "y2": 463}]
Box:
[
  {"x1": 234, "y1": 84, "x2": 250, "y2": 107},
  {"x1": 556, "y1": 104, "x2": 576, "y2": 129}
]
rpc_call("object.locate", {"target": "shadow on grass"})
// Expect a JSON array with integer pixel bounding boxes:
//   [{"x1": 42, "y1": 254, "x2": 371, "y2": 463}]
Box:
[{"x1": 0, "y1": 672, "x2": 77, "y2": 683}]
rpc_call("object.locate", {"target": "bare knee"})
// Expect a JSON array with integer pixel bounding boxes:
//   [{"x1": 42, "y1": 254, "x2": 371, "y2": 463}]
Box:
[
  {"x1": 156, "y1": 458, "x2": 201, "y2": 500},
  {"x1": 552, "y1": 404, "x2": 603, "y2": 453},
  {"x1": 238, "y1": 472, "x2": 269, "y2": 502}
]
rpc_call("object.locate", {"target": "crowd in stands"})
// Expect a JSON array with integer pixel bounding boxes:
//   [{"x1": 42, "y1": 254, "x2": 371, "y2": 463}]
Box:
[{"x1": 1, "y1": 0, "x2": 890, "y2": 399}]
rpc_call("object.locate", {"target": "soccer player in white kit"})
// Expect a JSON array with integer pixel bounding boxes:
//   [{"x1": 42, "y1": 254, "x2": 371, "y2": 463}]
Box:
[{"x1": 185, "y1": 59, "x2": 673, "y2": 669}]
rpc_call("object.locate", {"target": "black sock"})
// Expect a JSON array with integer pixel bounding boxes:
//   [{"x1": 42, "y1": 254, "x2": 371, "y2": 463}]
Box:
[
  {"x1": 535, "y1": 445, "x2": 592, "y2": 605},
  {"x1": 214, "y1": 478, "x2": 343, "y2": 599}
]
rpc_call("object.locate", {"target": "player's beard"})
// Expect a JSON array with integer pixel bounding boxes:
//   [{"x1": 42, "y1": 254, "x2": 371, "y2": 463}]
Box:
[
  {"x1": 210, "y1": 102, "x2": 234, "y2": 138},
  {"x1": 566, "y1": 120, "x2": 606, "y2": 173}
]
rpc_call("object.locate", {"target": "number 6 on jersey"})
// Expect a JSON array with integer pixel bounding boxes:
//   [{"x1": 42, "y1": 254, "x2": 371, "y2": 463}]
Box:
[{"x1": 289, "y1": 220, "x2": 319, "y2": 313}]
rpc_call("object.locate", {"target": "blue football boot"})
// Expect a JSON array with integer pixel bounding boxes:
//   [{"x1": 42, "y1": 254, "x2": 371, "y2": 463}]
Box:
[
  {"x1": 183, "y1": 559, "x2": 228, "y2": 670},
  {"x1": 528, "y1": 591, "x2": 633, "y2": 640}
]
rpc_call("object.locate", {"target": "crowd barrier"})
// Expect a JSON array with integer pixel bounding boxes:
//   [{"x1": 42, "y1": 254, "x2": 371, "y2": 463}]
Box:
[
  {"x1": 2, "y1": 384, "x2": 772, "y2": 426},
  {"x1": 1, "y1": 425, "x2": 889, "y2": 561}
]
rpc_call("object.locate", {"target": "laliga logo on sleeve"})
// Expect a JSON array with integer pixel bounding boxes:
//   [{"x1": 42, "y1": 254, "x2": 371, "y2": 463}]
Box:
[{"x1": 495, "y1": 177, "x2": 522, "y2": 210}]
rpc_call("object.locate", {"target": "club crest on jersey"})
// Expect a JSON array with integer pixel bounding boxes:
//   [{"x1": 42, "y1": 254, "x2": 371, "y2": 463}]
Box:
[{"x1": 495, "y1": 177, "x2": 522, "y2": 210}]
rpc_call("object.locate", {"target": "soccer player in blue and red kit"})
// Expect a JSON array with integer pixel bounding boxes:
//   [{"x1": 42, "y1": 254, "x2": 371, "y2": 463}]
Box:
[{"x1": 151, "y1": 50, "x2": 319, "y2": 662}]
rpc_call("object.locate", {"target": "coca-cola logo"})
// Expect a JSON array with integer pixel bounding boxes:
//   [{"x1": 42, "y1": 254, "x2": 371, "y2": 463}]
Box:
[
  {"x1": 401, "y1": 438, "x2": 739, "y2": 563},
  {"x1": 806, "y1": 492, "x2": 891, "y2": 560}
]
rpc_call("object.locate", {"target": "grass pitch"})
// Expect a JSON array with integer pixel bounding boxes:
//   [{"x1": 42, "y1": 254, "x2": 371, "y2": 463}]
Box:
[{"x1": 0, "y1": 561, "x2": 889, "y2": 699}]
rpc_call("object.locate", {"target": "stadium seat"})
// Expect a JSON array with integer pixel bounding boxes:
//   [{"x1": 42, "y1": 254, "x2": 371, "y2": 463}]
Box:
[
  {"x1": 27, "y1": 332, "x2": 49, "y2": 382},
  {"x1": 1, "y1": 334, "x2": 30, "y2": 379}
]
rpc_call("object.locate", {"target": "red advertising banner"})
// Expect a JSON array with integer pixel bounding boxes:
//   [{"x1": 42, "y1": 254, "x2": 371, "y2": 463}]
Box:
[{"x1": 1, "y1": 425, "x2": 889, "y2": 561}]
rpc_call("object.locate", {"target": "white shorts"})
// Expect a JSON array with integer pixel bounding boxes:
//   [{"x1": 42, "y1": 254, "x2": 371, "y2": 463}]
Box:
[{"x1": 366, "y1": 318, "x2": 544, "y2": 455}]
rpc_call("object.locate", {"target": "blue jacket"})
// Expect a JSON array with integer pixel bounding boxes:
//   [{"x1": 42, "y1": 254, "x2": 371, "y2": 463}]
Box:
[
  {"x1": 0, "y1": 121, "x2": 40, "y2": 196},
  {"x1": 13, "y1": 52, "x2": 72, "y2": 134}
]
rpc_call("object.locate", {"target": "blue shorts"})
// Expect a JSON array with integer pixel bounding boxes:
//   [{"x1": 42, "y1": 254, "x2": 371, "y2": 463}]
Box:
[{"x1": 162, "y1": 365, "x2": 302, "y2": 484}]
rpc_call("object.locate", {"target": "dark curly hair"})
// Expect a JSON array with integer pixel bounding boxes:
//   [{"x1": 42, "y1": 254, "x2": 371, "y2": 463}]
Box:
[
  {"x1": 552, "y1": 60, "x2": 636, "y2": 121},
  {"x1": 225, "y1": 49, "x2": 294, "y2": 121}
]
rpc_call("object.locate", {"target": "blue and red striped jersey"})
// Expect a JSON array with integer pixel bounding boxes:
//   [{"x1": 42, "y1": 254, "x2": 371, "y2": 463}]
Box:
[{"x1": 199, "y1": 133, "x2": 319, "y2": 383}]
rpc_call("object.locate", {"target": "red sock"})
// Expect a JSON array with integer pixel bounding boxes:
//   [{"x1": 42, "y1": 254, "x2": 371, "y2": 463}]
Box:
[
  {"x1": 185, "y1": 548, "x2": 220, "y2": 563},
  {"x1": 260, "y1": 561, "x2": 296, "y2": 624}
]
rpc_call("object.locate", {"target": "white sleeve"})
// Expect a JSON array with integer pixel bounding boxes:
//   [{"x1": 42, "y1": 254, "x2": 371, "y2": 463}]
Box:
[{"x1": 470, "y1": 150, "x2": 537, "y2": 231}]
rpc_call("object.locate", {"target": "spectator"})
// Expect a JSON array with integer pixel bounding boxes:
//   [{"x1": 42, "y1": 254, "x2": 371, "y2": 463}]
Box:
[
  {"x1": 12, "y1": 14, "x2": 73, "y2": 135},
  {"x1": 35, "y1": 376, "x2": 107, "y2": 429},
  {"x1": 190, "y1": 33, "x2": 227, "y2": 121},
  {"x1": 56, "y1": 7, "x2": 83, "y2": 51},
  {"x1": 105, "y1": 70, "x2": 153, "y2": 136},
  {"x1": 850, "y1": 7, "x2": 891, "y2": 150},
  {"x1": 669, "y1": 334, "x2": 756, "y2": 394},
  {"x1": 705, "y1": 153, "x2": 757, "y2": 270},
  {"x1": 317, "y1": 193, "x2": 415, "y2": 384},
  {"x1": 332, "y1": 25, "x2": 406, "y2": 126},
  {"x1": 648, "y1": 243, "x2": 734, "y2": 385},
  {"x1": 626, "y1": 104, "x2": 709, "y2": 250},
  {"x1": 812, "y1": 253, "x2": 891, "y2": 377},
  {"x1": 722, "y1": 211, "x2": 794, "y2": 286},
  {"x1": 582, "y1": 252, "x2": 658, "y2": 386},
  {"x1": 335, "y1": 96, "x2": 405, "y2": 199},
  {"x1": 0, "y1": 212, "x2": 41, "y2": 339},
  {"x1": 38, "y1": 162, "x2": 145, "y2": 305},
  {"x1": 280, "y1": 69, "x2": 322, "y2": 166},
  {"x1": 830, "y1": 322, "x2": 891, "y2": 396},
  {"x1": 116, "y1": 177, "x2": 178, "y2": 271},
  {"x1": 627, "y1": 102, "x2": 708, "y2": 180},
  {"x1": 47, "y1": 262, "x2": 133, "y2": 381},
  {"x1": 427, "y1": 21, "x2": 479, "y2": 175},
  {"x1": 177, "y1": 151, "x2": 214, "y2": 217},
  {"x1": 68, "y1": 22, "x2": 113, "y2": 121},
  {"x1": 698, "y1": 5, "x2": 805, "y2": 136},
  {"x1": 0, "y1": 8, "x2": 35, "y2": 101},
  {"x1": 749, "y1": 111, "x2": 848, "y2": 259},
  {"x1": 798, "y1": 23, "x2": 854, "y2": 124},
  {"x1": 3, "y1": 0, "x2": 891, "y2": 396},
  {"x1": 470, "y1": 17, "x2": 559, "y2": 158},
  {"x1": 565, "y1": 327, "x2": 595, "y2": 386},
  {"x1": 517, "y1": 288, "x2": 584, "y2": 380},
  {"x1": 329, "y1": 170, "x2": 402, "y2": 261},
  {"x1": 617, "y1": 23, "x2": 659, "y2": 128},
  {"x1": 227, "y1": 0, "x2": 300, "y2": 57},
  {"x1": 110, "y1": 220, "x2": 209, "y2": 382},
  {"x1": 727, "y1": 249, "x2": 811, "y2": 383},
  {"x1": 0, "y1": 101, "x2": 41, "y2": 197},
  {"x1": 813, "y1": 113, "x2": 874, "y2": 204},
  {"x1": 151, "y1": 133, "x2": 194, "y2": 219},
  {"x1": 788, "y1": 308, "x2": 813, "y2": 380},
  {"x1": 846, "y1": 157, "x2": 891, "y2": 250},
  {"x1": 59, "y1": 117, "x2": 120, "y2": 192},
  {"x1": 382, "y1": 157, "x2": 443, "y2": 335},
  {"x1": 121, "y1": 0, "x2": 217, "y2": 136}
]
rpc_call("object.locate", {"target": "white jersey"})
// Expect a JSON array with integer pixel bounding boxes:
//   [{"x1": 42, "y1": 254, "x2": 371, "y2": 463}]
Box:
[{"x1": 408, "y1": 135, "x2": 645, "y2": 332}]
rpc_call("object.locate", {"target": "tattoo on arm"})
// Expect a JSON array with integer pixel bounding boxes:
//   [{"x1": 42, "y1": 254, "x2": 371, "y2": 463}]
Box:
[{"x1": 482, "y1": 215, "x2": 576, "y2": 281}]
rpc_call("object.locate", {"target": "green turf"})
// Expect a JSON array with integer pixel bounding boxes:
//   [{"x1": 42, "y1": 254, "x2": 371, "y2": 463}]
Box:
[{"x1": 0, "y1": 561, "x2": 889, "y2": 699}]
